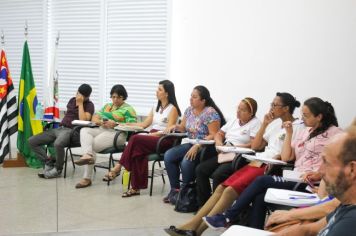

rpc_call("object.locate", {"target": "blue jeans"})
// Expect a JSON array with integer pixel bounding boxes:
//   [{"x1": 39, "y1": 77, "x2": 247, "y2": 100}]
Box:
[
  {"x1": 164, "y1": 143, "x2": 200, "y2": 189},
  {"x1": 224, "y1": 175, "x2": 307, "y2": 229}
]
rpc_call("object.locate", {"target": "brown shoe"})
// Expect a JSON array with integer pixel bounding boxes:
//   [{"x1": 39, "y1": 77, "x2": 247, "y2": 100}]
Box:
[
  {"x1": 74, "y1": 157, "x2": 95, "y2": 166},
  {"x1": 75, "y1": 179, "x2": 92, "y2": 189}
]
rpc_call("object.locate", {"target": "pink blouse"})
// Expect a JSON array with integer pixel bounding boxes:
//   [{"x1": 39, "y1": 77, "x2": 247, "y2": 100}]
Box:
[{"x1": 293, "y1": 126, "x2": 343, "y2": 173}]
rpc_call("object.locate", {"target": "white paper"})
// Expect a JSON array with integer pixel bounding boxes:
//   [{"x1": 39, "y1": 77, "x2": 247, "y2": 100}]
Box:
[
  {"x1": 114, "y1": 125, "x2": 144, "y2": 132},
  {"x1": 221, "y1": 225, "x2": 275, "y2": 236},
  {"x1": 71, "y1": 120, "x2": 96, "y2": 126},
  {"x1": 283, "y1": 170, "x2": 303, "y2": 182},
  {"x1": 216, "y1": 146, "x2": 255, "y2": 154},
  {"x1": 186, "y1": 139, "x2": 215, "y2": 145},
  {"x1": 242, "y1": 154, "x2": 287, "y2": 165},
  {"x1": 265, "y1": 188, "x2": 320, "y2": 207}
]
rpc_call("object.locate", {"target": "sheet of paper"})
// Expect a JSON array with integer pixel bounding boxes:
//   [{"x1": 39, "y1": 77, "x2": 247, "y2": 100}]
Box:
[
  {"x1": 221, "y1": 225, "x2": 275, "y2": 236},
  {"x1": 114, "y1": 125, "x2": 144, "y2": 132},
  {"x1": 283, "y1": 170, "x2": 303, "y2": 182},
  {"x1": 242, "y1": 154, "x2": 287, "y2": 165},
  {"x1": 216, "y1": 146, "x2": 255, "y2": 154},
  {"x1": 186, "y1": 139, "x2": 215, "y2": 145},
  {"x1": 265, "y1": 188, "x2": 320, "y2": 207}
]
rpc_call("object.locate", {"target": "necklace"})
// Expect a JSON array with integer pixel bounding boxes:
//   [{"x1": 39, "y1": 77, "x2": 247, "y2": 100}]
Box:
[{"x1": 160, "y1": 103, "x2": 169, "y2": 114}]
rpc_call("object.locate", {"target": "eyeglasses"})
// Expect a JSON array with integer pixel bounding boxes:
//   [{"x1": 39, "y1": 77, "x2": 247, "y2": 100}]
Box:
[
  {"x1": 270, "y1": 103, "x2": 284, "y2": 108},
  {"x1": 111, "y1": 95, "x2": 123, "y2": 99}
]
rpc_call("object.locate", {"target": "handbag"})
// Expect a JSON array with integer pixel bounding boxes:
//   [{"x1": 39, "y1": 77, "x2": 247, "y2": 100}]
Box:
[
  {"x1": 217, "y1": 152, "x2": 236, "y2": 163},
  {"x1": 174, "y1": 182, "x2": 199, "y2": 213},
  {"x1": 231, "y1": 153, "x2": 249, "y2": 170}
]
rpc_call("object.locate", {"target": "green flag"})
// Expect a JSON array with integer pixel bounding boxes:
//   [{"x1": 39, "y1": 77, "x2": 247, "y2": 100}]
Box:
[{"x1": 17, "y1": 41, "x2": 43, "y2": 168}]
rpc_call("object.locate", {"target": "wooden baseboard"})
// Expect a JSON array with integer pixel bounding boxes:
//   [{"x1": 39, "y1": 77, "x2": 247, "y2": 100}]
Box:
[{"x1": 2, "y1": 153, "x2": 28, "y2": 168}]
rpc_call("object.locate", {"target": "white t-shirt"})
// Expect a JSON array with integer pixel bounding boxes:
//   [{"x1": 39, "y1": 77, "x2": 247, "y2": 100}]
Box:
[
  {"x1": 220, "y1": 117, "x2": 261, "y2": 146},
  {"x1": 261, "y1": 119, "x2": 305, "y2": 159},
  {"x1": 150, "y1": 103, "x2": 174, "y2": 131}
]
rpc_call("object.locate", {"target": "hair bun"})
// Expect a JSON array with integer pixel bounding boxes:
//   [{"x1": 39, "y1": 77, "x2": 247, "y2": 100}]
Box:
[{"x1": 294, "y1": 100, "x2": 301, "y2": 108}]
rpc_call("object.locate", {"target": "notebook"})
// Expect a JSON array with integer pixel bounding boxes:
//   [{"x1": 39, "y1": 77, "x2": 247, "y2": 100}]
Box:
[{"x1": 216, "y1": 146, "x2": 255, "y2": 154}]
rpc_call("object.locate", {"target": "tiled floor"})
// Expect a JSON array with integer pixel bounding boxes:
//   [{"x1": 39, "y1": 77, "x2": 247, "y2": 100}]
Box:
[{"x1": 0, "y1": 155, "x2": 220, "y2": 236}]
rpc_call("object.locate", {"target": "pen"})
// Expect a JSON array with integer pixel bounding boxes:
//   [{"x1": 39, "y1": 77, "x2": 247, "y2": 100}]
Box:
[{"x1": 289, "y1": 195, "x2": 317, "y2": 200}]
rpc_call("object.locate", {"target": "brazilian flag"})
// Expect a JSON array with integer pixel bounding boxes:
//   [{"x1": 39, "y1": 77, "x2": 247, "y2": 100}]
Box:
[{"x1": 17, "y1": 41, "x2": 43, "y2": 168}]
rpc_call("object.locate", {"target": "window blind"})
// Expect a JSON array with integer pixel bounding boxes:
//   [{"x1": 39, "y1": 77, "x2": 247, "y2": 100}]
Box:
[
  {"x1": 49, "y1": 0, "x2": 102, "y2": 109},
  {"x1": 106, "y1": 0, "x2": 170, "y2": 114},
  {"x1": 0, "y1": 0, "x2": 46, "y2": 102}
]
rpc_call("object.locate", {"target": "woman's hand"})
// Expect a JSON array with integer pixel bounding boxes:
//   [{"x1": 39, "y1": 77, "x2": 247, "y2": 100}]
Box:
[
  {"x1": 185, "y1": 144, "x2": 201, "y2": 161},
  {"x1": 265, "y1": 210, "x2": 294, "y2": 228},
  {"x1": 102, "y1": 120, "x2": 117, "y2": 129},
  {"x1": 164, "y1": 125, "x2": 176, "y2": 134},
  {"x1": 282, "y1": 121, "x2": 293, "y2": 135},
  {"x1": 301, "y1": 171, "x2": 322, "y2": 183},
  {"x1": 263, "y1": 112, "x2": 276, "y2": 126}
]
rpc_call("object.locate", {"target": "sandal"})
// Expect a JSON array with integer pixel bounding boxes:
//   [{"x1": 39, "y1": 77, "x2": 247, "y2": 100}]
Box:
[
  {"x1": 102, "y1": 170, "x2": 120, "y2": 182},
  {"x1": 122, "y1": 189, "x2": 140, "y2": 198}
]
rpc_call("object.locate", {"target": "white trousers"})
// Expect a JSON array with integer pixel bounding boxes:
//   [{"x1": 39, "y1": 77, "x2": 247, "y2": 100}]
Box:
[{"x1": 80, "y1": 127, "x2": 126, "y2": 179}]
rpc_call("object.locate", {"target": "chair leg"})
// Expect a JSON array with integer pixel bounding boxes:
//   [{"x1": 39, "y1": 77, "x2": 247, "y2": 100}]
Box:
[
  {"x1": 158, "y1": 161, "x2": 165, "y2": 184},
  {"x1": 107, "y1": 153, "x2": 112, "y2": 186},
  {"x1": 69, "y1": 148, "x2": 75, "y2": 169},
  {"x1": 150, "y1": 161, "x2": 156, "y2": 196},
  {"x1": 64, "y1": 148, "x2": 69, "y2": 178}
]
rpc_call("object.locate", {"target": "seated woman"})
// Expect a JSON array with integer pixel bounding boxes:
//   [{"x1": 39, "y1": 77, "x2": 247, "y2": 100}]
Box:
[
  {"x1": 203, "y1": 97, "x2": 342, "y2": 230},
  {"x1": 195, "y1": 97, "x2": 261, "y2": 207},
  {"x1": 163, "y1": 85, "x2": 226, "y2": 202},
  {"x1": 74, "y1": 84, "x2": 137, "y2": 188},
  {"x1": 164, "y1": 92, "x2": 304, "y2": 236},
  {"x1": 102, "y1": 80, "x2": 181, "y2": 197}
]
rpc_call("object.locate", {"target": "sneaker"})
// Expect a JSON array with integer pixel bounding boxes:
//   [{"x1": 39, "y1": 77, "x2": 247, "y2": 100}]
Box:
[
  {"x1": 38, "y1": 164, "x2": 55, "y2": 178},
  {"x1": 202, "y1": 214, "x2": 230, "y2": 230},
  {"x1": 44, "y1": 167, "x2": 62, "y2": 179}
]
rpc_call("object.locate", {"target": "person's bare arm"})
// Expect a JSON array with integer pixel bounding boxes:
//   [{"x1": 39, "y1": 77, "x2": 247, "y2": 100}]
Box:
[
  {"x1": 280, "y1": 121, "x2": 295, "y2": 162},
  {"x1": 275, "y1": 217, "x2": 327, "y2": 236},
  {"x1": 251, "y1": 112, "x2": 275, "y2": 150},
  {"x1": 266, "y1": 198, "x2": 339, "y2": 227},
  {"x1": 76, "y1": 94, "x2": 91, "y2": 121},
  {"x1": 126, "y1": 109, "x2": 153, "y2": 128}
]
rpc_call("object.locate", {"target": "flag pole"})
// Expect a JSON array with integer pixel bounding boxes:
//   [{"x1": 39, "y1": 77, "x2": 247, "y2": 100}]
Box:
[
  {"x1": 1, "y1": 30, "x2": 4, "y2": 47},
  {"x1": 24, "y1": 20, "x2": 28, "y2": 40},
  {"x1": 3, "y1": 24, "x2": 28, "y2": 167},
  {"x1": 0, "y1": 30, "x2": 12, "y2": 161}
]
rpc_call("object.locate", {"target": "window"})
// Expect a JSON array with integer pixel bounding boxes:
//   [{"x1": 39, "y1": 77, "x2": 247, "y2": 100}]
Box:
[
  {"x1": 0, "y1": 0, "x2": 47, "y2": 102},
  {"x1": 1, "y1": 0, "x2": 170, "y2": 114}
]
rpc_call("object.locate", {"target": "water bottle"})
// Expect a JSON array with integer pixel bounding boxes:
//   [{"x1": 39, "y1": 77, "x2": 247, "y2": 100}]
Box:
[
  {"x1": 122, "y1": 169, "x2": 130, "y2": 191},
  {"x1": 35, "y1": 102, "x2": 44, "y2": 120}
]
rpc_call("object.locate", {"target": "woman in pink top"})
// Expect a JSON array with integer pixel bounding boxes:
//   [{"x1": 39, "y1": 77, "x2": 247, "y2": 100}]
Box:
[{"x1": 200, "y1": 97, "x2": 342, "y2": 232}]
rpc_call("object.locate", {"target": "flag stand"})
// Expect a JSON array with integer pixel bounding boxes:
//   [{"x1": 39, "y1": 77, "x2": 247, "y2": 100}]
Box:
[{"x1": 3, "y1": 153, "x2": 28, "y2": 168}]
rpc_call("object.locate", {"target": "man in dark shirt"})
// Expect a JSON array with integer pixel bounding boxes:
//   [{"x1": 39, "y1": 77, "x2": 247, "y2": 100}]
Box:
[
  {"x1": 29, "y1": 84, "x2": 95, "y2": 178},
  {"x1": 275, "y1": 122, "x2": 356, "y2": 236}
]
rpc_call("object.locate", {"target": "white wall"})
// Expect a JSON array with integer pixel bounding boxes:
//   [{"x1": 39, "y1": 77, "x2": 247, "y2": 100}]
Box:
[{"x1": 169, "y1": 0, "x2": 356, "y2": 127}]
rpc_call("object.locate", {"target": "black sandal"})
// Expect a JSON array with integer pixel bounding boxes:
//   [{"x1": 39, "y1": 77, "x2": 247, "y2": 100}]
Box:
[
  {"x1": 122, "y1": 189, "x2": 140, "y2": 198},
  {"x1": 102, "y1": 170, "x2": 120, "y2": 182}
]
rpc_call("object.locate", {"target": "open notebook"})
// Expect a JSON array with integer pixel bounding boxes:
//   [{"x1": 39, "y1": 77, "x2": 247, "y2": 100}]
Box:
[
  {"x1": 216, "y1": 146, "x2": 255, "y2": 154},
  {"x1": 264, "y1": 188, "x2": 320, "y2": 207},
  {"x1": 242, "y1": 154, "x2": 287, "y2": 165},
  {"x1": 71, "y1": 120, "x2": 97, "y2": 127},
  {"x1": 186, "y1": 139, "x2": 215, "y2": 145},
  {"x1": 114, "y1": 124, "x2": 144, "y2": 132},
  {"x1": 221, "y1": 225, "x2": 274, "y2": 236}
]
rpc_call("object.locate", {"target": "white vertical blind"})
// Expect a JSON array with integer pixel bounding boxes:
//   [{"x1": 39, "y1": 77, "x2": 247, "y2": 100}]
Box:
[
  {"x1": 0, "y1": 0, "x2": 46, "y2": 102},
  {"x1": 106, "y1": 0, "x2": 169, "y2": 114},
  {"x1": 1, "y1": 0, "x2": 170, "y2": 113},
  {"x1": 49, "y1": 0, "x2": 102, "y2": 109}
]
